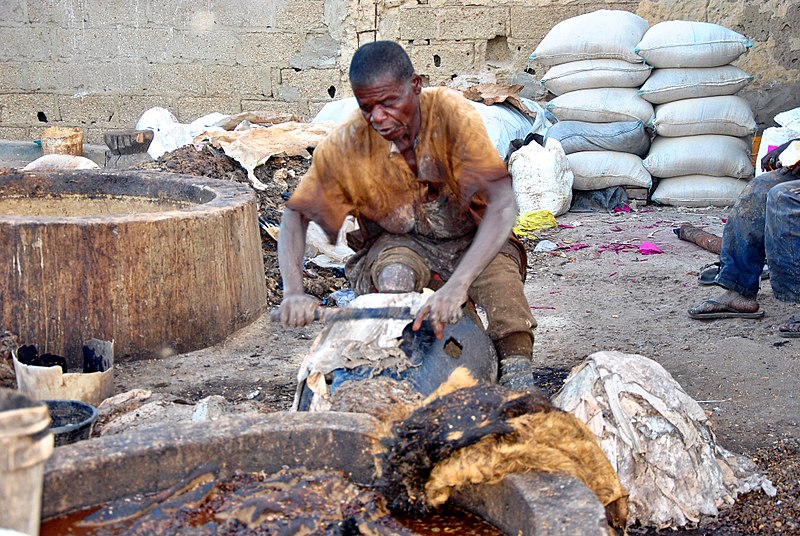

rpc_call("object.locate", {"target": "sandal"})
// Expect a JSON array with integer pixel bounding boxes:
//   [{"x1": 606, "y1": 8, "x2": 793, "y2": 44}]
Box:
[
  {"x1": 688, "y1": 299, "x2": 765, "y2": 320},
  {"x1": 778, "y1": 312, "x2": 800, "y2": 338}
]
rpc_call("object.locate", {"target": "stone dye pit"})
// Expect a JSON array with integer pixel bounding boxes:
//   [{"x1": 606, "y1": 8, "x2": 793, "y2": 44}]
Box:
[
  {"x1": 40, "y1": 412, "x2": 610, "y2": 535},
  {"x1": 0, "y1": 169, "x2": 266, "y2": 366}
]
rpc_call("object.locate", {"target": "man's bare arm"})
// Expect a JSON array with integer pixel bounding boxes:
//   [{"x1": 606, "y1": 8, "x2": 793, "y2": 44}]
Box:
[
  {"x1": 414, "y1": 177, "x2": 518, "y2": 333},
  {"x1": 277, "y1": 207, "x2": 320, "y2": 326}
]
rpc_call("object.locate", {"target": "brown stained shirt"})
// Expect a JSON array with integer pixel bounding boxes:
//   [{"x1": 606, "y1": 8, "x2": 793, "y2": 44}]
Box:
[{"x1": 286, "y1": 87, "x2": 511, "y2": 248}]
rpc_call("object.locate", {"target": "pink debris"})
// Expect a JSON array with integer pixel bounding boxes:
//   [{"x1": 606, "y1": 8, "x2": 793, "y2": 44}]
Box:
[
  {"x1": 567, "y1": 243, "x2": 591, "y2": 251},
  {"x1": 639, "y1": 241, "x2": 663, "y2": 255}
]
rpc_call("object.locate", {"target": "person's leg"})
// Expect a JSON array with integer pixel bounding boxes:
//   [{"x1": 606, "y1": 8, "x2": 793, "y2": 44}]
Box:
[
  {"x1": 369, "y1": 246, "x2": 431, "y2": 293},
  {"x1": 690, "y1": 170, "x2": 794, "y2": 318},
  {"x1": 467, "y1": 253, "x2": 537, "y2": 391},
  {"x1": 765, "y1": 180, "x2": 800, "y2": 336}
]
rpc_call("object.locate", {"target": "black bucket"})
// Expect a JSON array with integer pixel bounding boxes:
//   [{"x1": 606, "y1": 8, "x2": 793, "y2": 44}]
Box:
[{"x1": 45, "y1": 400, "x2": 98, "y2": 447}]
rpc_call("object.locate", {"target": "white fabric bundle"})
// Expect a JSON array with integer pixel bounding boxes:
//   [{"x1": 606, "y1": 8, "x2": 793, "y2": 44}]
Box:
[
  {"x1": 638, "y1": 66, "x2": 753, "y2": 104},
  {"x1": 567, "y1": 151, "x2": 652, "y2": 190},
  {"x1": 529, "y1": 9, "x2": 649, "y2": 66},
  {"x1": 547, "y1": 88, "x2": 655, "y2": 124},
  {"x1": 643, "y1": 135, "x2": 754, "y2": 179},
  {"x1": 542, "y1": 59, "x2": 651, "y2": 95},
  {"x1": 635, "y1": 20, "x2": 753, "y2": 68}
]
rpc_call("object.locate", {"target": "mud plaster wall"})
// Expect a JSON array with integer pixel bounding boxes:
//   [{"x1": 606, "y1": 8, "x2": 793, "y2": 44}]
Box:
[{"x1": 0, "y1": 0, "x2": 797, "y2": 145}]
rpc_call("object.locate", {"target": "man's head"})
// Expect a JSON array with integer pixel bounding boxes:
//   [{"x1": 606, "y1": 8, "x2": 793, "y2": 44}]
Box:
[{"x1": 349, "y1": 41, "x2": 422, "y2": 144}]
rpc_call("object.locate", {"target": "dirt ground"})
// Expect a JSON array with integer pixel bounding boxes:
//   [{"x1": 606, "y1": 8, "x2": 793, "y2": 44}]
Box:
[
  {"x1": 109, "y1": 200, "x2": 799, "y2": 533},
  {"x1": 9, "y1": 146, "x2": 792, "y2": 532}
]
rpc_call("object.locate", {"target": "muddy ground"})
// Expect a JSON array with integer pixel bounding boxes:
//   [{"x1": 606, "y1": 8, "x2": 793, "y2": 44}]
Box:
[{"x1": 77, "y1": 148, "x2": 800, "y2": 532}]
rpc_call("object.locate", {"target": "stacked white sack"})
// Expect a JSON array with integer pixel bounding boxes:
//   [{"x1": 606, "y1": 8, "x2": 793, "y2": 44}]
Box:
[
  {"x1": 531, "y1": 10, "x2": 654, "y2": 194},
  {"x1": 636, "y1": 21, "x2": 757, "y2": 207}
]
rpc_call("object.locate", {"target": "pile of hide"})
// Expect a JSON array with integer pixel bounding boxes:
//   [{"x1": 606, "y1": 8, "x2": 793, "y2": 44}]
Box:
[
  {"x1": 373, "y1": 368, "x2": 629, "y2": 529},
  {"x1": 554, "y1": 351, "x2": 777, "y2": 530}
]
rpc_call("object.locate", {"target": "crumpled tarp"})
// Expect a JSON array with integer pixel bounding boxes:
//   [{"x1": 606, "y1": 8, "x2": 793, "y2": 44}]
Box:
[
  {"x1": 554, "y1": 351, "x2": 776, "y2": 530},
  {"x1": 197, "y1": 122, "x2": 332, "y2": 189},
  {"x1": 293, "y1": 291, "x2": 432, "y2": 412}
]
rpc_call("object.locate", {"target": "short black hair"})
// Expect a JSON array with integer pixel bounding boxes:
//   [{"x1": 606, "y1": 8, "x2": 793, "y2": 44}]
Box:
[{"x1": 349, "y1": 41, "x2": 415, "y2": 87}]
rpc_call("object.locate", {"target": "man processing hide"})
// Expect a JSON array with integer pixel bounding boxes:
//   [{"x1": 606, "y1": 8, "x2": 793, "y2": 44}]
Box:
[{"x1": 277, "y1": 41, "x2": 537, "y2": 390}]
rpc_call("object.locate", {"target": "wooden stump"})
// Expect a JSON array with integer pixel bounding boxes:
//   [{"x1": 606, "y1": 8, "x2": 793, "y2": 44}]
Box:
[{"x1": 0, "y1": 169, "x2": 266, "y2": 365}]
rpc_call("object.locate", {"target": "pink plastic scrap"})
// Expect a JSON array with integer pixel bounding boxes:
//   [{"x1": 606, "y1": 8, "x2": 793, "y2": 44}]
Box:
[{"x1": 639, "y1": 241, "x2": 663, "y2": 255}]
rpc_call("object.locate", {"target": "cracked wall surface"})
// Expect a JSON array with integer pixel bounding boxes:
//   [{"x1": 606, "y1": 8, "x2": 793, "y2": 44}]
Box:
[{"x1": 0, "y1": 0, "x2": 797, "y2": 143}]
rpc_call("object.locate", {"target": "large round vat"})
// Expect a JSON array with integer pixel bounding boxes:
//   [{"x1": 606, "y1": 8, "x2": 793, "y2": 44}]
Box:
[{"x1": 0, "y1": 169, "x2": 266, "y2": 364}]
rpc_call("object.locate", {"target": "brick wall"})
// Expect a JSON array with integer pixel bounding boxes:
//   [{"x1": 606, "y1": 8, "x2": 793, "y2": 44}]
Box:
[{"x1": 0, "y1": 0, "x2": 797, "y2": 144}]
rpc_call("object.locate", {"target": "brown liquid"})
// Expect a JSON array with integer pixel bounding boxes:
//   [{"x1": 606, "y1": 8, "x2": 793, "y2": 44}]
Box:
[{"x1": 0, "y1": 194, "x2": 194, "y2": 217}]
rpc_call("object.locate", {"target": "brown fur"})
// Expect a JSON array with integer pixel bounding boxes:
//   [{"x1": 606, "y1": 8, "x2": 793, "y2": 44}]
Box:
[{"x1": 372, "y1": 366, "x2": 628, "y2": 528}]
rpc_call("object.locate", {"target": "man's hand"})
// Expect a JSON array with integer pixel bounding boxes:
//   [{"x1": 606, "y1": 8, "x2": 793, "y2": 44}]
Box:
[
  {"x1": 278, "y1": 293, "x2": 320, "y2": 327},
  {"x1": 761, "y1": 138, "x2": 800, "y2": 172},
  {"x1": 412, "y1": 282, "x2": 469, "y2": 339}
]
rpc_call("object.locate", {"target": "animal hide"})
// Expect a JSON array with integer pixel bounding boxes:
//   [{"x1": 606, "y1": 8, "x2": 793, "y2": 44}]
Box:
[
  {"x1": 554, "y1": 351, "x2": 776, "y2": 530},
  {"x1": 374, "y1": 368, "x2": 629, "y2": 528}
]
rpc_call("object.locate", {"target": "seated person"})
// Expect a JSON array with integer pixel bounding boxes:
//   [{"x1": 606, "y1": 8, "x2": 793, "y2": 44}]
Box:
[
  {"x1": 277, "y1": 41, "x2": 538, "y2": 388},
  {"x1": 689, "y1": 139, "x2": 800, "y2": 337}
]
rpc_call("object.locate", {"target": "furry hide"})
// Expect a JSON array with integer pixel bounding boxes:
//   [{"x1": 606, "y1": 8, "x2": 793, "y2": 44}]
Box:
[{"x1": 373, "y1": 367, "x2": 628, "y2": 528}]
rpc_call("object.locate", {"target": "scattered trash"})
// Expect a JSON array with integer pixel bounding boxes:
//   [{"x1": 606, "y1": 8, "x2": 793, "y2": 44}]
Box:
[
  {"x1": 639, "y1": 241, "x2": 663, "y2": 255},
  {"x1": 13, "y1": 339, "x2": 114, "y2": 407},
  {"x1": 136, "y1": 107, "x2": 226, "y2": 159},
  {"x1": 513, "y1": 209, "x2": 558, "y2": 238},
  {"x1": 329, "y1": 289, "x2": 356, "y2": 308},
  {"x1": 534, "y1": 239, "x2": 558, "y2": 252},
  {"x1": 22, "y1": 154, "x2": 99, "y2": 171},
  {"x1": 192, "y1": 395, "x2": 230, "y2": 422}
]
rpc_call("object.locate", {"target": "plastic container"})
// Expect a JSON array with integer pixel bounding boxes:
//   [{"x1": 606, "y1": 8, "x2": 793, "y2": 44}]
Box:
[
  {"x1": 45, "y1": 400, "x2": 98, "y2": 447},
  {"x1": 0, "y1": 388, "x2": 54, "y2": 536},
  {"x1": 39, "y1": 126, "x2": 83, "y2": 157}
]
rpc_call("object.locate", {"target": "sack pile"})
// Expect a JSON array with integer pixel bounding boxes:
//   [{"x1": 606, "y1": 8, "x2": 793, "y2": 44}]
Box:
[
  {"x1": 636, "y1": 21, "x2": 757, "y2": 207},
  {"x1": 531, "y1": 10, "x2": 654, "y2": 194}
]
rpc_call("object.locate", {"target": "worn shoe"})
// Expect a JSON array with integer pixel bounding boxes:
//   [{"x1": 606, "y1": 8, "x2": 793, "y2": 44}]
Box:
[
  {"x1": 499, "y1": 355, "x2": 547, "y2": 396},
  {"x1": 698, "y1": 262, "x2": 769, "y2": 286}
]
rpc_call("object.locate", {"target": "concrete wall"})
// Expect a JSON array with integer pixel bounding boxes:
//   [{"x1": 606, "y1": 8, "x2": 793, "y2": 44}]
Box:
[{"x1": 1, "y1": 0, "x2": 797, "y2": 145}]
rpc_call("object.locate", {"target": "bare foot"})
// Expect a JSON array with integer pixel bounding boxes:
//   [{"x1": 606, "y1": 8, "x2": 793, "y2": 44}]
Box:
[
  {"x1": 688, "y1": 290, "x2": 765, "y2": 319},
  {"x1": 689, "y1": 290, "x2": 760, "y2": 315}
]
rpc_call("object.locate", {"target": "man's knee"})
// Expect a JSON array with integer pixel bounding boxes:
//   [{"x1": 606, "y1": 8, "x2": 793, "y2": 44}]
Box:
[{"x1": 375, "y1": 263, "x2": 417, "y2": 293}]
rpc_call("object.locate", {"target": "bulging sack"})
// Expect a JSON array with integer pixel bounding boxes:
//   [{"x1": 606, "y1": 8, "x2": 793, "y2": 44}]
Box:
[
  {"x1": 638, "y1": 66, "x2": 754, "y2": 104},
  {"x1": 634, "y1": 20, "x2": 752, "y2": 68},
  {"x1": 529, "y1": 9, "x2": 649, "y2": 66},
  {"x1": 651, "y1": 175, "x2": 747, "y2": 207},
  {"x1": 542, "y1": 59, "x2": 652, "y2": 96},
  {"x1": 651, "y1": 95, "x2": 757, "y2": 137},
  {"x1": 509, "y1": 138, "x2": 574, "y2": 217},
  {"x1": 546, "y1": 88, "x2": 655, "y2": 124},
  {"x1": 643, "y1": 135, "x2": 754, "y2": 179},
  {"x1": 567, "y1": 151, "x2": 652, "y2": 190},
  {"x1": 545, "y1": 120, "x2": 651, "y2": 157}
]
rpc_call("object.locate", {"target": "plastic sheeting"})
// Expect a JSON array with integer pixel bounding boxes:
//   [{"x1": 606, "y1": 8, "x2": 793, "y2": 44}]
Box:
[{"x1": 554, "y1": 351, "x2": 776, "y2": 530}]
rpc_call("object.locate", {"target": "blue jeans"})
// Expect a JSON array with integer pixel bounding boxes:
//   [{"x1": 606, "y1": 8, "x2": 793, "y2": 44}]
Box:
[{"x1": 717, "y1": 169, "x2": 800, "y2": 302}]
